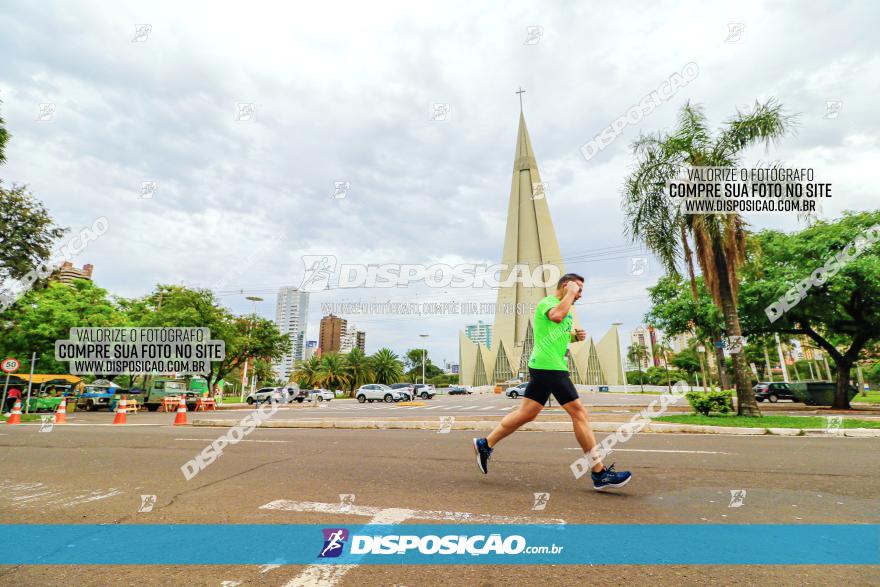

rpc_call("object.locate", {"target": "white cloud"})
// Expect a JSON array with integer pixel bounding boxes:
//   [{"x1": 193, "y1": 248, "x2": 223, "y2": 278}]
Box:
[{"x1": 1, "y1": 0, "x2": 877, "y2": 362}]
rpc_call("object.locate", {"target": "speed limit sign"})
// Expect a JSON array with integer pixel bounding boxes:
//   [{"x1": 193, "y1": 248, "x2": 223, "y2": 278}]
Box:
[{"x1": 1, "y1": 358, "x2": 20, "y2": 373}]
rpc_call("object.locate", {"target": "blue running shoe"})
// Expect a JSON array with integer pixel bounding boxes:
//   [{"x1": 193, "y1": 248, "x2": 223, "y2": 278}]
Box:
[
  {"x1": 591, "y1": 464, "x2": 632, "y2": 491},
  {"x1": 473, "y1": 437, "x2": 492, "y2": 474}
]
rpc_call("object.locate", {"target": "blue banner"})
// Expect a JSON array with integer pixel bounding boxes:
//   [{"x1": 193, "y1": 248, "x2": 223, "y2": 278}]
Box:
[{"x1": 1, "y1": 524, "x2": 876, "y2": 565}]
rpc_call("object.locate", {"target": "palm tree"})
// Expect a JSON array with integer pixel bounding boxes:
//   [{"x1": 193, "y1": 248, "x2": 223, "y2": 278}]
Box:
[
  {"x1": 369, "y1": 348, "x2": 404, "y2": 385},
  {"x1": 655, "y1": 340, "x2": 674, "y2": 393},
  {"x1": 316, "y1": 353, "x2": 351, "y2": 390},
  {"x1": 627, "y1": 343, "x2": 647, "y2": 393},
  {"x1": 344, "y1": 348, "x2": 373, "y2": 396},
  {"x1": 623, "y1": 99, "x2": 796, "y2": 416},
  {"x1": 290, "y1": 355, "x2": 321, "y2": 389}
]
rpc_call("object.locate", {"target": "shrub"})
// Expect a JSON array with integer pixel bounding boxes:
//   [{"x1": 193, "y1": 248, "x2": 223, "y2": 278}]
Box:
[{"x1": 685, "y1": 390, "x2": 734, "y2": 416}]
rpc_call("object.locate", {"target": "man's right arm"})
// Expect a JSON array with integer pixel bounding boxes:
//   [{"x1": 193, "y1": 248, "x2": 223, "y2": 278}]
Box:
[{"x1": 547, "y1": 283, "x2": 579, "y2": 323}]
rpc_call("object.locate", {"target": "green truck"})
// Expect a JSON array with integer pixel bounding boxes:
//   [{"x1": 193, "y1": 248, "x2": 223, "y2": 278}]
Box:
[{"x1": 141, "y1": 377, "x2": 214, "y2": 411}]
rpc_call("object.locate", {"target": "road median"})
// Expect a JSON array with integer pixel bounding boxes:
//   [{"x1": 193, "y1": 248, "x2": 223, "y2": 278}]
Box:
[{"x1": 190, "y1": 418, "x2": 880, "y2": 437}]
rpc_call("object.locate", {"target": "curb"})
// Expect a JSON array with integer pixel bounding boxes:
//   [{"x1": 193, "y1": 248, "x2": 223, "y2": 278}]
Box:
[{"x1": 189, "y1": 419, "x2": 880, "y2": 437}]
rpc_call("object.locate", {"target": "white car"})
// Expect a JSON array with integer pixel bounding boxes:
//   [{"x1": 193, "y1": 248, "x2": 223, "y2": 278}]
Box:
[
  {"x1": 355, "y1": 384, "x2": 403, "y2": 403},
  {"x1": 247, "y1": 387, "x2": 283, "y2": 404},
  {"x1": 306, "y1": 389, "x2": 334, "y2": 402}
]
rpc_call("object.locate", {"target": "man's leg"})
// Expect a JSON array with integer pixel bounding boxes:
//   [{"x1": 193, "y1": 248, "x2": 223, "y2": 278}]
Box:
[
  {"x1": 561, "y1": 399, "x2": 603, "y2": 473},
  {"x1": 487, "y1": 397, "x2": 544, "y2": 448},
  {"x1": 473, "y1": 397, "x2": 544, "y2": 474}
]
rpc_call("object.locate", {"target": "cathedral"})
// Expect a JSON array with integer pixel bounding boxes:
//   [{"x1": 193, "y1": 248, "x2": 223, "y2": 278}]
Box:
[{"x1": 458, "y1": 111, "x2": 625, "y2": 387}]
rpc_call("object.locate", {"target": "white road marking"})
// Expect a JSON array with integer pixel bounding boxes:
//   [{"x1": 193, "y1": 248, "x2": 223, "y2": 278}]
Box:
[
  {"x1": 174, "y1": 438, "x2": 289, "y2": 443},
  {"x1": 563, "y1": 448, "x2": 730, "y2": 454},
  {"x1": 0, "y1": 480, "x2": 124, "y2": 508},
  {"x1": 268, "y1": 500, "x2": 564, "y2": 587},
  {"x1": 259, "y1": 563, "x2": 281, "y2": 573},
  {"x1": 260, "y1": 500, "x2": 565, "y2": 525},
  {"x1": 480, "y1": 406, "x2": 495, "y2": 411}
]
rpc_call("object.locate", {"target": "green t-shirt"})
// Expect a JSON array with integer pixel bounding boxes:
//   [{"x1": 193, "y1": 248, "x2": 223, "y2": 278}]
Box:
[{"x1": 527, "y1": 295, "x2": 573, "y2": 371}]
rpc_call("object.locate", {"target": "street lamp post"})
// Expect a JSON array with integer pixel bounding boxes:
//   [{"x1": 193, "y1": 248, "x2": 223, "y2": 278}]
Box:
[
  {"x1": 242, "y1": 296, "x2": 263, "y2": 400},
  {"x1": 419, "y1": 334, "x2": 429, "y2": 385}
]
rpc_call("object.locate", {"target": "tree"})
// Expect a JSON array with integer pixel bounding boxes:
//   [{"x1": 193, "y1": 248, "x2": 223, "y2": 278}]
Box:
[
  {"x1": 0, "y1": 183, "x2": 66, "y2": 288},
  {"x1": 292, "y1": 355, "x2": 322, "y2": 389},
  {"x1": 344, "y1": 348, "x2": 373, "y2": 394},
  {"x1": 0, "y1": 100, "x2": 9, "y2": 165},
  {"x1": 369, "y1": 348, "x2": 404, "y2": 384},
  {"x1": 645, "y1": 274, "x2": 724, "y2": 388},
  {"x1": 738, "y1": 211, "x2": 880, "y2": 409},
  {"x1": 316, "y1": 353, "x2": 351, "y2": 390},
  {"x1": 0, "y1": 104, "x2": 66, "y2": 289},
  {"x1": 0, "y1": 280, "x2": 122, "y2": 374},
  {"x1": 627, "y1": 343, "x2": 647, "y2": 392},
  {"x1": 624, "y1": 99, "x2": 797, "y2": 415},
  {"x1": 654, "y1": 340, "x2": 674, "y2": 392},
  {"x1": 404, "y1": 348, "x2": 442, "y2": 382},
  {"x1": 123, "y1": 285, "x2": 289, "y2": 395},
  {"x1": 671, "y1": 348, "x2": 700, "y2": 378}
]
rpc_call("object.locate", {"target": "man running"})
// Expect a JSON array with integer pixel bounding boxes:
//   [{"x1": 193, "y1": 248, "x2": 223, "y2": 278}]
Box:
[{"x1": 472, "y1": 273, "x2": 632, "y2": 491}]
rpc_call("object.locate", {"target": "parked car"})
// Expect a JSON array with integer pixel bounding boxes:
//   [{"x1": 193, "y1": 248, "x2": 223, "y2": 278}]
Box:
[
  {"x1": 355, "y1": 384, "x2": 403, "y2": 403},
  {"x1": 390, "y1": 383, "x2": 414, "y2": 401},
  {"x1": 753, "y1": 382, "x2": 794, "y2": 403},
  {"x1": 247, "y1": 387, "x2": 283, "y2": 405},
  {"x1": 411, "y1": 384, "x2": 436, "y2": 399},
  {"x1": 506, "y1": 382, "x2": 528, "y2": 399},
  {"x1": 76, "y1": 384, "x2": 121, "y2": 411},
  {"x1": 448, "y1": 385, "x2": 471, "y2": 395},
  {"x1": 306, "y1": 389, "x2": 334, "y2": 402},
  {"x1": 274, "y1": 385, "x2": 298, "y2": 403}
]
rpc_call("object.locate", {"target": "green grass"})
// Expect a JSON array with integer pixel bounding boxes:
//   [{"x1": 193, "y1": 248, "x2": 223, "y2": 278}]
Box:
[
  {"x1": 851, "y1": 391, "x2": 880, "y2": 403},
  {"x1": 653, "y1": 414, "x2": 880, "y2": 429},
  {"x1": 0, "y1": 413, "x2": 49, "y2": 422}
]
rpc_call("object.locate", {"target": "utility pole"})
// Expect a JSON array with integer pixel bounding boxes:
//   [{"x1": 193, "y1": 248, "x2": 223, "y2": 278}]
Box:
[
  {"x1": 764, "y1": 346, "x2": 773, "y2": 382},
  {"x1": 25, "y1": 352, "x2": 37, "y2": 415}
]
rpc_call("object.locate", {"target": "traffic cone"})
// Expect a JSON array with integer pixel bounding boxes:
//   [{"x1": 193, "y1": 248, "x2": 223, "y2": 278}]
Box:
[
  {"x1": 6, "y1": 400, "x2": 22, "y2": 425},
  {"x1": 112, "y1": 396, "x2": 128, "y2": 425},
  {"x1": 173, "y1": 396, "x2": 188, "y2": 426},
  {"x1": 54, "y1": 397, "x2": 68, "y2": 424}
]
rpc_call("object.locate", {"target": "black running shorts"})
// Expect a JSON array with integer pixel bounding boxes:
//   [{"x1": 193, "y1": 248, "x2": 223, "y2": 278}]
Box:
[{"x1": 524, "y1": 368, "x2": 579, "y2": 406}]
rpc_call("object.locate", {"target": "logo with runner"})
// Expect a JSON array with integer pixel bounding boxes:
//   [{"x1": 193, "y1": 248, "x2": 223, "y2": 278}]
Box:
[
  {"x1": 319, "y1": 528, "x2": 349, "y2": 558},
  {"x1": 1, "y1": 358, "x2": 20, "y2": 373}
]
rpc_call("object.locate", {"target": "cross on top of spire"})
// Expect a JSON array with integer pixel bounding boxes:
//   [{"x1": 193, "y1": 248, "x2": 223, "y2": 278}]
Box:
[{"x1": 516, "y1": 87, "x2": 526, "y2": 112}]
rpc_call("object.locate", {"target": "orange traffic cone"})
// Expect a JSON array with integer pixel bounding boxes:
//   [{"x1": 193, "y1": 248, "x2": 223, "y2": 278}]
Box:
[
  {"x1": 173, "y1": 396, "x2": 188, "y2": 426},
  {"x1": 6, "y1": 400, "x2": 22, "y2": 425},
  {"x1": 112, "y1": 395, "x2": 128, "y2": 425},
  {"x1": 54, "y1": 397, "x2": 68, "y2": 424}
]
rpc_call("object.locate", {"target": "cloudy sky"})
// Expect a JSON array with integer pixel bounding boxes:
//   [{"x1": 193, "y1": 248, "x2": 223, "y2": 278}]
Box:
[{"x1": 2, "y1": 1, "x2": 878, "y2": 365}]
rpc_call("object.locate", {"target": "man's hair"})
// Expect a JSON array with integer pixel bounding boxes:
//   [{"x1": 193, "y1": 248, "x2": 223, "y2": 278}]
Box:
[{"x1": 557, "y1": 273, "x2": 584, "y2": 289}]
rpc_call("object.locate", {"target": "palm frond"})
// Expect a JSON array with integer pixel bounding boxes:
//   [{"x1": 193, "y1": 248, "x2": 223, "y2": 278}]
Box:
[{"x1": 712, "y1": 98, "x2": 798, "y2": 165}]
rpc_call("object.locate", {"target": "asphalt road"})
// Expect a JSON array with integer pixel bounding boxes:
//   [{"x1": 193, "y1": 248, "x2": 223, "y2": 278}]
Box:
[
  {"x1": 46, "y1": 391, "x2": 877, "y2": 425},
  {"x1": 0, "y1": 419, "x2": 877, "y2": 586}
]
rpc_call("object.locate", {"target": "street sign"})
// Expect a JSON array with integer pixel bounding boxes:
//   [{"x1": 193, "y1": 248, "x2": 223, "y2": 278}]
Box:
[{"x1": 1, "y1": 358, "x2": 20, "y2": 373}]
